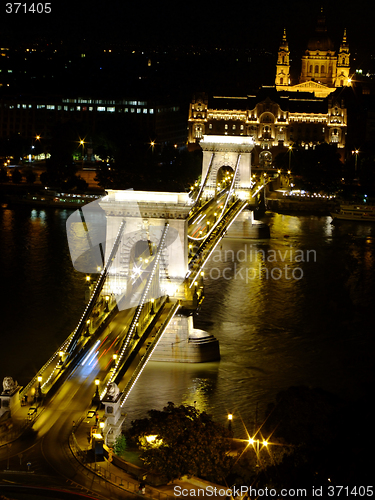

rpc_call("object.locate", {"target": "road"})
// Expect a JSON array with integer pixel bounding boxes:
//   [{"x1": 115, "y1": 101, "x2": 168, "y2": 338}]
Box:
[{"x1": 0, "y1": 302, "x2": 145, "y2": 499}]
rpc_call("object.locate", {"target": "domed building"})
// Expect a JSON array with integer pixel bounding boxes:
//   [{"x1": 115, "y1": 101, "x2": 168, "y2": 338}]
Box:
[
  {"x1": 188, "y1": 8, "x2": 353, "y2": 162},
  {"x1": 276, "y1": 8, "x2": 351, "y2": 97}
]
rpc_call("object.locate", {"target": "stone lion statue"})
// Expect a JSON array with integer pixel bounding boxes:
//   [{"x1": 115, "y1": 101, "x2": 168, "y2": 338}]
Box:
[
  {"x1": 3, "y1": 377, "x2": 17, "y2": 393},
  {"x1": 106, "y1": 382, "x2": 120, "y2": 399}
]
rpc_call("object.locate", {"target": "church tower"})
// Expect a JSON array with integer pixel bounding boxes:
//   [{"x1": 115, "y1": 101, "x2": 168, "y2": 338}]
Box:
[
  {"x1": 299, "y1": 8, "x2": 337, "y2": 87},
  {"x1": 275, "y1": 28, "x2": 290, "y2": 87},
  {"x1": 335, "y1": 29, "x2": 350, "y2": 87}
]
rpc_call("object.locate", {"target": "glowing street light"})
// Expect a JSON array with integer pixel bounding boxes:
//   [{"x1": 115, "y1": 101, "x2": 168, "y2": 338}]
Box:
[
  {"x1": 37, "y1": 376, "x2": 42, "y2": 400},
  {"x1": 248, "y1": 437, "x2": 268, "y2": 466},
  {"x1": 352, "y1": 149, "x2": 359, "y2": 177},
  {"x1": 94, "y1": 378, "x2": 100, "y2": 400},
  {"x1": 288, "y1": 144, "x2": 293, "y2": 171},
  {"x1": 228, "y1": 413, "x2": 233, "y2": 431}
]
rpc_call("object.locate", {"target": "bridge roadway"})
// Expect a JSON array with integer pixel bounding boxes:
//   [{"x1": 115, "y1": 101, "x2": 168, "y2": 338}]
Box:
[{"x1": 2, "y1": 179, "x2": 268, "y2": 497}]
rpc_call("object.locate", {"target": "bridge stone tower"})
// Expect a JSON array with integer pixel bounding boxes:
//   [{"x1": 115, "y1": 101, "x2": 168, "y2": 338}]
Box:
[
  {"x1": 100, "y1": 190, "x2": 189, "y2": 302},
  {"x1": 200, "y1": 135, "x2": 254, "y2": 200},
  {"x1": 99, "y1": 190, "x2": 220, "y2": 362}
]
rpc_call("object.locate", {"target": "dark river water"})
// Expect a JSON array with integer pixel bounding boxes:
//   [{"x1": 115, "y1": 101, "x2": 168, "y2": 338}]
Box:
[{"x1": 1, "y1": 203, "x2": 374, "y2": 438}]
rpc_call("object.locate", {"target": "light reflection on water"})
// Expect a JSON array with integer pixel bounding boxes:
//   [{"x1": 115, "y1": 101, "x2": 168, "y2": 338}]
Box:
[{"x1": 1, "y1": 207, "x2": 375, "y2": 437}]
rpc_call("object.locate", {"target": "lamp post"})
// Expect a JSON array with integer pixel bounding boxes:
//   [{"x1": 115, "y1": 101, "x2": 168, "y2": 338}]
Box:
[
  {"x1": 227, "y1": 413, "x2": 233, "y2": 432},
  {"x1": 248, "y1": 437, "x2": 268, "y2": 467},
  {"x1": 94, "y1": 378, "x2": 100, "y2": 401},
  {"x1": 288, "y1": 145, "x2": 293, "y2": 171},
  {"x1": 80, "y1": 139, "x2": 85, "y2": 166},
  {"x1": 353, "y1": 149, "x2": 359, "y2": 178},
  {"x1": 37, "y1": 376, "x2": 42, "y2": 401}
]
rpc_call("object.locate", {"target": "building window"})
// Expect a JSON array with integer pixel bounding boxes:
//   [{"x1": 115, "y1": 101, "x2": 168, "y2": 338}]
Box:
[{"x1": 97, "y1": 106, "x2": 105, "y2": 111}]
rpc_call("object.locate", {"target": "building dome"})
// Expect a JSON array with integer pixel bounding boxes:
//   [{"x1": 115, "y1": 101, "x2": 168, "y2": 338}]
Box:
[
  {"x1": 307, "y1": 35, "x2": 334, "y2": 52},
  {"x1": 307, "y1": 8, "x2": 335, "y2": 52}
]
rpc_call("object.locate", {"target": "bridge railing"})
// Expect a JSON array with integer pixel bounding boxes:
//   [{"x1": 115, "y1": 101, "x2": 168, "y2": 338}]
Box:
[
  {"x1": 119, "y1": 299, "x2": 181, "y2": 407},
  {"x1": 189, "y1": 152, "x2": 215, "y2": 216},
  {"x1": 103, "y1": 222, "x2": 170, "y2": 395},
  {"x1": 67, "y1": 219, "x2": 126, "y2": 355},
  {"x1": 187, "y1": 198, "x2": 248, "y2": 286}
]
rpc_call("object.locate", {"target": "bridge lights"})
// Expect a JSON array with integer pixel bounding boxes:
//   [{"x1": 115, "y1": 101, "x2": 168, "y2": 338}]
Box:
[{"x1": 151, "y1": 298, "x2": 155, "y2": 315}]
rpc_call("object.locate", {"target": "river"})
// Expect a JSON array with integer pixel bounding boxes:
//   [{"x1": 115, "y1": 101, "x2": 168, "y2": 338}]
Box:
[{"x1": 1, "y1": 203, "x2": 374, "y2": 438}]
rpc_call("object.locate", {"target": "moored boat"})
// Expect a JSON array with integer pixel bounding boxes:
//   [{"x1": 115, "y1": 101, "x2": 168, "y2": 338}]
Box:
[
  {"x1": 331, "y1": 204, "x2": 375, "y2": 222},
  {"x1": 6, "y1": 190, "x2": 102, "y2": 208}
]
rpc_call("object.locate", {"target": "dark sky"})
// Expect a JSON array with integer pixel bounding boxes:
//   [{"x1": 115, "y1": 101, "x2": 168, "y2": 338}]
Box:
[{"x1": 2, "y1": 0, "x2": 374, "y2": 52}]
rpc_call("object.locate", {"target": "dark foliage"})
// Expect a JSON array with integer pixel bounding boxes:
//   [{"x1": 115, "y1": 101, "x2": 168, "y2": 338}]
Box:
[{"x1": 126, "y1": 402, "x2": 233, "y2": 483}]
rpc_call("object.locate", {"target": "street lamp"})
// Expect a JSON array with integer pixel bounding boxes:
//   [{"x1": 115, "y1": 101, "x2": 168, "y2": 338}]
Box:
[
  {"x1": 288, "y1": 145, "x2": 293, "y2": 171},
  {"x1": 37, "y1": 376, "x2": 42, "y2": 401},
  {"x1": 94, "y1": 378, "x2": 100, "y2": 400},
  {"x1": 79, "y1": 139, "x2": 85, "y2": 165},
  {"x1": 228, "y1": 413, "x2": 233, "y2": 431},
  {"x1": 352, "y1": 149, "x2": 359, "y2": 177},
  {"x1": 248, "y1": 437, "x2": 268, "y2": 467}
]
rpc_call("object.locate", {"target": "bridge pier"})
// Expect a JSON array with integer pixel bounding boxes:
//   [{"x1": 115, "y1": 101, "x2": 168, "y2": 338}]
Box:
[
  {"x1": 224, "y1": 209, "x2": 270, "y2": 239},
  {"x1": 152, "y1": 314, "x2": 220, "y2": 363}
]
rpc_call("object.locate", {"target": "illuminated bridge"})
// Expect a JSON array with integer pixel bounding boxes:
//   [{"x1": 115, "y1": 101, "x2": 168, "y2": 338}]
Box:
[{"x1": 16, "y1": 134, "x2": 273, "y2": 449}]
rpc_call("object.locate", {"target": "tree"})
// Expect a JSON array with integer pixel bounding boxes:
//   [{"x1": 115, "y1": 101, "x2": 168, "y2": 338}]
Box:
[
  {"x1": 126, "y1": 402, "x2": 233, "y2": 483},
  {"x1": 11, "y1": 168, "x2": 23, "y2": 184},
  {"x1": 25, "y1": 170, "x2": 37, "y2": 184},
  {"x1": 0, "y1": 168, "x2": 8, "y2": 183},
  {"x1": 114, "y1": 434, "x2": 127, "y2": 456}
]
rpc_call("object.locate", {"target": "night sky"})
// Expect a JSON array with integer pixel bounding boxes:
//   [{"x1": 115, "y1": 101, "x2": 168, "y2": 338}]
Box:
[{"x1": 2, "y1": 0, "x2": 374, "y2": 56}]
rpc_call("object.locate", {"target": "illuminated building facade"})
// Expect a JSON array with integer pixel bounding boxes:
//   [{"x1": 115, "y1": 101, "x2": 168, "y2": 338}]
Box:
[
  {"x1": 275, "y1": 9, "x2": 351, "y2": 98},
  {"x1": 0, "y1": 96, "x2": 186, "y2": 146},
  {"x1": 189, "y1": 10, "x2": 351, "y2": 162},
  {"x1": 188, "y1": 88, "x2": 347, "y2": 163}
]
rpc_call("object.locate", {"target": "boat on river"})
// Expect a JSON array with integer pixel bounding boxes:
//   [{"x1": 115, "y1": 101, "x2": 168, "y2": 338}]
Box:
[
  {"x1": 331, "y1": 204, "x2": 375, "y2": 222},
  {"x1": 6, "y1": 190, "x2": 102, "y2": 208}
]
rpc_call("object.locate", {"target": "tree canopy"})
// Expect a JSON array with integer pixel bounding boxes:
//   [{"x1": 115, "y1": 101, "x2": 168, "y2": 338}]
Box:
[{"x1": 126, "y1": 402, "x2": 233, "y2": 483}]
